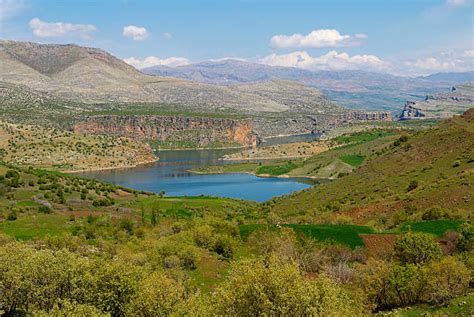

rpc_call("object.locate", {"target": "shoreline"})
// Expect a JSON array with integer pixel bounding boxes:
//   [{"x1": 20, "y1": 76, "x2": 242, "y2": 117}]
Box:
[
  {"x1": 153, "y1": 145, "x2": 254, "y2": 151},
  {"x1": 189, "y1": 168, "x2": 331, "y2": 181},
  {"x1": 65, "y1": 157, "x2": 160, "y2": 174},
  {"x1": 220, "y1": 154, "x2": 313, "y2": 161}
]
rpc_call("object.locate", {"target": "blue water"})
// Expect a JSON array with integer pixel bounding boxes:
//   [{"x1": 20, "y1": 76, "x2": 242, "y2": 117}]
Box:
[{"x1": 78, "y1": 148, "x2": 313, "y2": 202}]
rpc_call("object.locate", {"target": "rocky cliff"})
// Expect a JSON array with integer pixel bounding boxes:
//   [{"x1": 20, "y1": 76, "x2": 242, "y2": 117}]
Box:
[
  {"x1": 252, "y1": 111, "x2": 392, "y2": 137},
  {"x1": 400, "y1": 83, "x2": 474, "y2": 120},
  {"x1": 73, "y1": 115, "x2": 258, "y2": 149}
]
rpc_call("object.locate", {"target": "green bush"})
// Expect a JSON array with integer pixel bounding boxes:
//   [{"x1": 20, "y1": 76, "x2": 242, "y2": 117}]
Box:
[
  {"x1": 210, "y1": 257, "x2": 366, "y2": 316},
  {"x1": 406, "y1": 180, "x2": 419, "y2": 192},
  {"x1": 394, "y1": 232, "x2": 442, "y2": 264}
]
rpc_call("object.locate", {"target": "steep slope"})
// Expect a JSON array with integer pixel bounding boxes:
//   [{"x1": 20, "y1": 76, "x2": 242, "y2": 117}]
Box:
[
  {"x1": 268, "y1": 109, "x2": 474, "y2": 223},
  {"x1": 400, "y1": 83, "x2": 474, "y2": 119}
]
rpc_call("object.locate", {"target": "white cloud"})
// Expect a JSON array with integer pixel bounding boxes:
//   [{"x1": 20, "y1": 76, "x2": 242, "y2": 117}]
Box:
[
  {"x1": 409, "y1": 57, "x2": 453, "y2": 71},
  {"x1": 163, "y1": 32, "x2": 172, "y2": 39},
  {"x1": 0, "y1": 0, "x2": 26, "y2": 21},
  {"x1": 29, "y1": 18, "x2": 97, "y2": 38},
  {"x1": 270, "y1": 29, "x2": 366, "y2": 49},
  {"x1": 463, "y1": 50, "x2": 474, "y2": 57},
  {"x1": 446, "y1": 0, "x2": 469, "y2": 6},
  {"x1": 260, "y1": 50, "x2": 386, "y2": 71},
  {"x1": 403, "y1": 51, "x2": 474, "y2": 75},
  {"x1": 209, "y1": 57, "x2": 248, "y2": 62},
  {"x1": 123, "y1": 56, "x2": 190, "y2": 69},
  {"x1": 122, "y1": 25, "x2": 148, "y2": 40}
]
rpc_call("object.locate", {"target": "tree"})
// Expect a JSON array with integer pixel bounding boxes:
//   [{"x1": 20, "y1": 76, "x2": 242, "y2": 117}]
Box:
[
  {"x1": 126, "y1": 272, "x2": 188, "y2": 316},
  {"x1": 423, "y1": 256, "x2": 470, "y2": 305},
  {"x1": 394, "y1": 232, "x2": 441, "y2": 264},
  {"x1": 209, "y1": 257, "x2": 365, "y2": 316},
  {"x1": 150, "y1": 209, "x2": 157, "y2": 227},
  {"x1": 456, "y1": 223, "x2": 473, "y2": 252}
]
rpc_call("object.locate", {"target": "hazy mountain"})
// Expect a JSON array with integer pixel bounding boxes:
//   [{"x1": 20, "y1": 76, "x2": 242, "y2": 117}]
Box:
[
  {"x1": 143, "y1": 59, "x2": 470, "y2": 111},
  {"x1": 418, "y1": 72, "x2": 474, "y2": 84}
]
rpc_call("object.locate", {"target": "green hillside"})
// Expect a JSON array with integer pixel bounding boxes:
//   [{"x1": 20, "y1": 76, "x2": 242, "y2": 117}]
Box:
[{"x1": 267, "y1": 109, "x2": 474, "y2": 226}]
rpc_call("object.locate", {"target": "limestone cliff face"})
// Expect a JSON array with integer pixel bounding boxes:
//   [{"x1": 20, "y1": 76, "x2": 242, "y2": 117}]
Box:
[{"x1": 73, "y1": 115, "x2": 258, "y2": 148}]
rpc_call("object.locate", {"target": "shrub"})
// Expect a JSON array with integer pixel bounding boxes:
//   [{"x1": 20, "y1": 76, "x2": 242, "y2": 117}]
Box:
[
  {"x1": 6, "y1": 210, "x2": 17, "y2": 221},
  {"x1": 406, "y1": 180, "x2": 418, "y2": 192},
  {"x1": 422, "y1": 206, "x2": 446, "y2": 220},
  {"x1": 212, "y1": 234, "x2": 237, "y2": 259},
  {"x1": 177, "y1": 246, "x2": 199, "y2": 270},
  {"x1": 456, "y1": 223, "x2": 473, "y2": 252},
  {"x1": 394, "y1": 232, "x2": 442, "y2": 264},
  {"x1": 423, "y1": 256, "x2": 470, "y2": 305},
  {"x1": 126, "y1": 272, "x2": 188, "y2": 316},
  {"x1": 38, "y1": 206, "x2": 51, "y2": 214},
  {"x1": 210, "y1": 257, "x2": 365, "y2": 316}
]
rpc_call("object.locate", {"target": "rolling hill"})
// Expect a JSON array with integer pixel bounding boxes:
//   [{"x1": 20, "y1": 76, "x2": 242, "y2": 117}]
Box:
[{"x1": 267, "y1": 109, "x2": 474, "y2": 224}]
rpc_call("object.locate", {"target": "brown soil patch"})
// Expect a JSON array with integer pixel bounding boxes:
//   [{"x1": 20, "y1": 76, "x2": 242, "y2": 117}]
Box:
[{"x1": 360, "y1": 234, "x2": 397, "y2": 257}]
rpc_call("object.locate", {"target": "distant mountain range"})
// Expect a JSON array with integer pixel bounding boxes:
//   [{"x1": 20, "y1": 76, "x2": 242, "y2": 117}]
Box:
[{"x1": 143, "y1": 60, "x2": 474, "y2": 111}]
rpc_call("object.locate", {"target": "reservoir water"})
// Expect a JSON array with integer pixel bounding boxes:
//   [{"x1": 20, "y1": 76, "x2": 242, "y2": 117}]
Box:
[{"x1": 79, "y1": 146, "x2": 314, "y2": 202}]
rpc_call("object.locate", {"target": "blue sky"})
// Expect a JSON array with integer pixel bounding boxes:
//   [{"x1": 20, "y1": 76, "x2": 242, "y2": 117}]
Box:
[{"x1": 1, "y1": 0, "x2": 473, "y2": 75}]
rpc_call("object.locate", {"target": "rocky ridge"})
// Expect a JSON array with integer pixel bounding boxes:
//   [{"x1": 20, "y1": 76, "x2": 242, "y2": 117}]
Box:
[
  {"x1": 400, "y1": 83, "x2": 474, "y2": 119},
  {"x1": 73, "y1": 115, "x2": 258, "y2": 148}
]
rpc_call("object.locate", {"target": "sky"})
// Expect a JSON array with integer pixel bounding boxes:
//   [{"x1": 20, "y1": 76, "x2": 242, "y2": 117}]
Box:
[{"x1": 1, "y1": 0, "x2": 473, "y2": 76}]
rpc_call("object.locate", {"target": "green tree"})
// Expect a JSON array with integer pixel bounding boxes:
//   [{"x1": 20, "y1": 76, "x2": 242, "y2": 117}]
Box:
[
  {"x1": 150, "y1": 209, "x2": 157, "y2": 227},
  {"x1": 394, "y1": 232, "x2": 442, "y2": 264},
  {"x1": 210, "y1": 257, "x2": 365, "y2": 316},
  {"x1": 126, "y1": 272, "x2": 189, "y2": 316},
  {"x1": 423, "y1": 256, "x2": 470, "y2": 305}
]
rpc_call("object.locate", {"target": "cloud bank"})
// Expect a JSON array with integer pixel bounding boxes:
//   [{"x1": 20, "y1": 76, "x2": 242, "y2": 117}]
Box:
[
  {"x1": 270, "y1": 29, "x2": 366, "y2": 49},
  {"x1": 124, "y1": 56, "x2": 191, "y2": 69},
  {"x1": 29, "y1": 18, "x2": 97, "y2": 38},
  {"x1": 260, "y1": 50, "x2": 386, "y2": 71}
]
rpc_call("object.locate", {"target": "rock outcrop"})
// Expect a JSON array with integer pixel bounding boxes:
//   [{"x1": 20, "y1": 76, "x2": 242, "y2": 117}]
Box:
[
  {"x1": 400, "y1": 101, "x2": 426, "y2": 119},
  {"x1": 74, "y1": 115, "x2": 258, "y2": 148},
  {"x1": 400, "y1": 83, "x2": 474, "y2": 120}
]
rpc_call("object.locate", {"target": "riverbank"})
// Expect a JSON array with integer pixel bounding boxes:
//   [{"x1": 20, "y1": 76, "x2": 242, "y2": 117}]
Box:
[
  {"x1": 221, "y1": 140, "x2": 332, "y2": 161},
  {"x1": 65, "y1": 157, "x2": 160, "y2": 174}
]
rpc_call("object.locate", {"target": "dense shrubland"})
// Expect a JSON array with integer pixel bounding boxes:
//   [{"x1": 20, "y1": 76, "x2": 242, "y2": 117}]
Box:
[{"x1": 0, "y1": 218, "x2": 472, "y2": 316}]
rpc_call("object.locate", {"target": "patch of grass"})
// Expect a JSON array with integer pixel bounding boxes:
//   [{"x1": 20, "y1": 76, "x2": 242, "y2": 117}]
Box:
[
  {"x1": 397, "y1": 220, "x2": 466, "y2": 237},
  {"x1": 240, "y1": 224, "x2": 374, "y2": 249},
  {"x1": 0, "y1": 214, "x2": 73, "y2": 240},
  {"x1": 338, "y1": 154, "x2": 365, "y2": 167},
  {"x1": 379, "y1": 293, "x2": 474, "y2": 316},
  {"x1": 256, "y1": 162, "x2": 298, "y2": 176},
  {"x1": 16, "y1": 200, "x2": 42, "y2": 207},
  {"x1": 334, "y1": 130, "x2": 395, "y2": 145}
]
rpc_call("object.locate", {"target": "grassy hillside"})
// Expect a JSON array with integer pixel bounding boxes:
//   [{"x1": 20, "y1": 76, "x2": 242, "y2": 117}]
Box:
[
  {"x1": 0, "y1": 121, "x2": 157, "y2": 172},
  {"x1": 267, "y1": 109, "x2": 474, "y2": 225},
  {"x1": 192, "y1": 129, "x2": 400, "y2": 179}
]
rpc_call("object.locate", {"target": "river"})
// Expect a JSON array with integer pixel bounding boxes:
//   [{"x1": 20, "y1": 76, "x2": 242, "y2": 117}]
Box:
[{"x1": 79, "y1": 135, "x2": 319, "y2": 202}]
